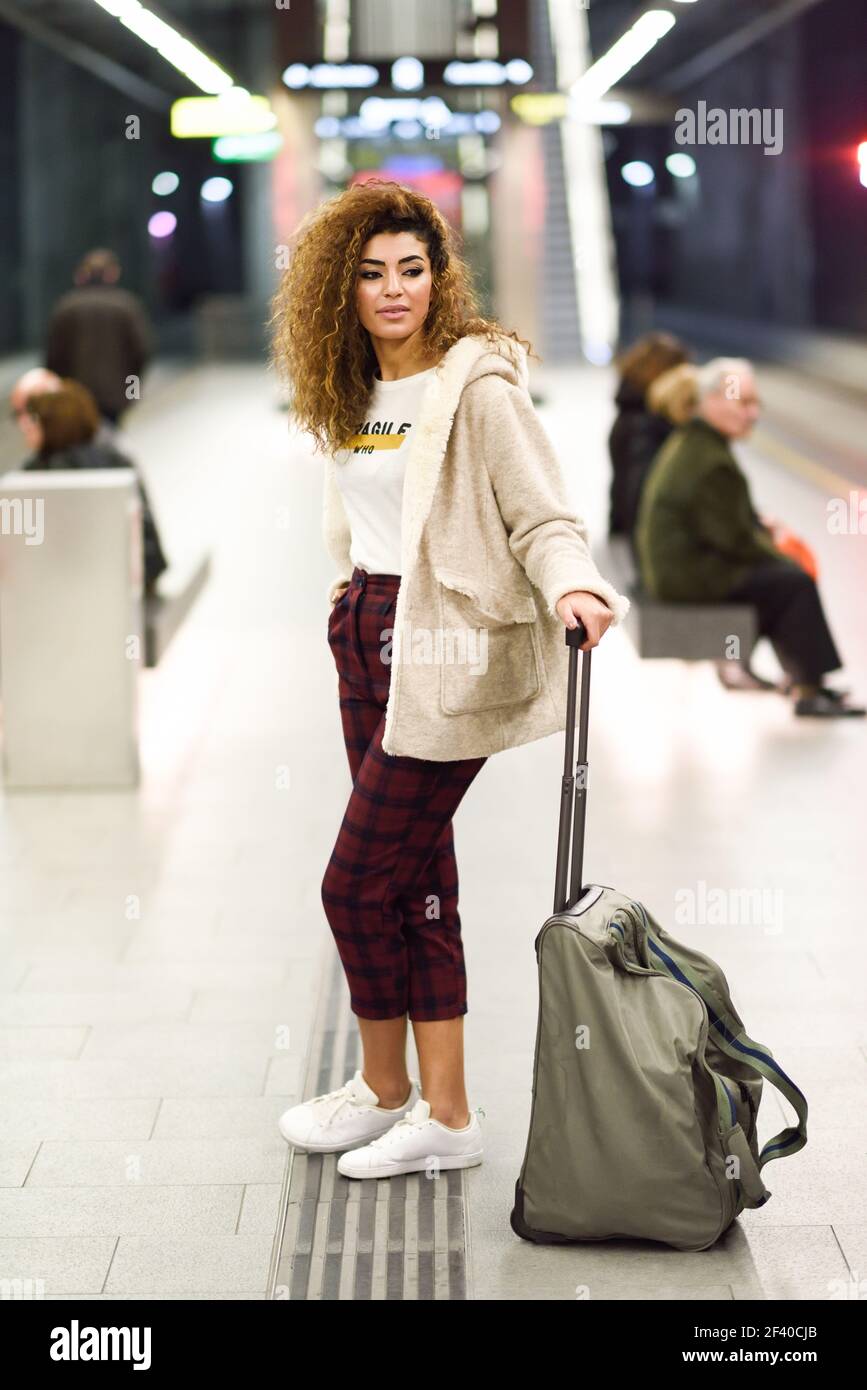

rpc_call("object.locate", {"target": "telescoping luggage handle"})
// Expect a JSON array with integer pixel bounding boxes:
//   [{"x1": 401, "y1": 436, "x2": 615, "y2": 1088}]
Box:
[{"x1": 553, "y1": 622, "x2": 591, "y2": 915}]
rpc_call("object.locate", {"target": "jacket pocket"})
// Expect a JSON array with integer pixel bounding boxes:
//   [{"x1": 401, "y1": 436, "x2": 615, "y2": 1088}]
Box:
[{"x1": 433, "y1": 565, "x2": 542, "y2": 715}]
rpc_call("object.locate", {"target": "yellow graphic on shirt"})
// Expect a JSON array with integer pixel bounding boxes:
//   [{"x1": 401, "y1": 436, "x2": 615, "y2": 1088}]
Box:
[
  {"x1": 343, "y1": 421, "x2": 412, "y2": 453},
  {"x1": 344, "y1": 433, "x2": 405, "y2": 450}
]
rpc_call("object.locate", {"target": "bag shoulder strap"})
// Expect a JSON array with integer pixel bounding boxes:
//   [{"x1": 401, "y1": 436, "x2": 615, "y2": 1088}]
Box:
[{"x1": 629, "y1": 901, "x2": 808, "y2": 1173}]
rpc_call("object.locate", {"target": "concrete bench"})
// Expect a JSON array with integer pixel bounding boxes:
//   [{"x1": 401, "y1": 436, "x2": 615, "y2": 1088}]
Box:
[
  {"x1": 143, "y1": 552, "x2": 211, "y2": 667},
  {"x1": 0, "y1": 468, "x2": 141, "y2": 788},
  {"x1": 601, "y1": 538, "x2": 758, "y2": 661}
]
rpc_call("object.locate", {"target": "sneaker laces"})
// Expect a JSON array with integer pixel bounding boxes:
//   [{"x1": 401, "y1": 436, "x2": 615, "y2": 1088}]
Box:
[
  {"x1": 369, "y1": 1110, "x2": 427, "y2": 1148},
  {"x1": 309, "y1": 1078, "x2": 369, "y2": 1127}
]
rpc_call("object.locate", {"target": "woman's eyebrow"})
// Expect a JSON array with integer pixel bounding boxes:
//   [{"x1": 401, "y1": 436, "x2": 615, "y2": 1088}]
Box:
[{"x1": 358, "y1": 254, "x2": 425, "y2": 266}]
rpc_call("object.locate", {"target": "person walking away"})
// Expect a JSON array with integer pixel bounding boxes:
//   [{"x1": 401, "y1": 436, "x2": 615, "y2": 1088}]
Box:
[{"x1": 45, "y1": 248, "x2": 153, "y2": 426}]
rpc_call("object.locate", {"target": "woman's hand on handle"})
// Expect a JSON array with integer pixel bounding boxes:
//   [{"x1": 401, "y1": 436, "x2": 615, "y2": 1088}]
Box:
[{"x1": 555, "y1": 591, "x2": 614, "y2": 652}]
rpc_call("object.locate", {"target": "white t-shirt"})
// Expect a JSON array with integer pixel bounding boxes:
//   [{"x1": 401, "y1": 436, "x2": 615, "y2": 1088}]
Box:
[{"x1": 332, "y1": 364, "x2": 438, "y2": 576}]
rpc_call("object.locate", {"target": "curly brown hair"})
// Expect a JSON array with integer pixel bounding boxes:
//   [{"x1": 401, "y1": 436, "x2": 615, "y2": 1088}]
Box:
[
  {"x1": 269, "y1": 178, "x2": 535, "y2": 456},
  {"x1": 26, "y1": 379, "x2": 101, "y2": 452}
]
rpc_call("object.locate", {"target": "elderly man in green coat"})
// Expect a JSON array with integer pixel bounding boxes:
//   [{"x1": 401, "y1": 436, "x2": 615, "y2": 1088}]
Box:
[{"x1": 635, "y1": 358, "x2": 863, "y2": 718}]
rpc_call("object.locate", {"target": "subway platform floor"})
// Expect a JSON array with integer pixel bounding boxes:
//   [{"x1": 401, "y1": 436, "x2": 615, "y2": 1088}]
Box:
[{"x1": 0, "y1": 358, "x2": 865, "y2": 1301}]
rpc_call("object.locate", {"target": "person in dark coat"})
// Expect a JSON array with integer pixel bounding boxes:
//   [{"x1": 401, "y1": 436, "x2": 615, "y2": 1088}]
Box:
[
  {"x1": 45, "y1": 249, "x2": 153, "y2": 425},
  {"x1": 15, "y1": 377, "x2": 168, "y2": 592},
  {"x1": 608, "y1": 332, "x2": 690, "y2": 542},
  {"x1": 634, "y1": 358, "x2": 863, "y2": 718}
]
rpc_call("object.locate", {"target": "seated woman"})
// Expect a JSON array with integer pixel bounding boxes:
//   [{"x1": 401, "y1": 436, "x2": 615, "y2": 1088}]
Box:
[
  {"x1": 634, "y1": 357, "x2": 863, "y2": 718},
  {"x1": 607, "y1": 331, "x2": 690, "y2": 543},
  {"x1": 18, "y1": 378, "x2": 168, "y2": 592}
]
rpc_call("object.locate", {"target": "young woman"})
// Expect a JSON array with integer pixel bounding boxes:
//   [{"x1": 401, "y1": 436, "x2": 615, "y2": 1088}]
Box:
[{"x1": 270, "y1": 180, "x2": 629, "y2": 1180}]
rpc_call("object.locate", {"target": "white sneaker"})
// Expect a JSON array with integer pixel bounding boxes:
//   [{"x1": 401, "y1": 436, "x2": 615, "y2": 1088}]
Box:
[
  {"x1": 278, "y1": 1069, "x2": 420, "y2": 1153},
  {"x1": 336, "y1": 1098, "x2": 484, "y2": 1179}
]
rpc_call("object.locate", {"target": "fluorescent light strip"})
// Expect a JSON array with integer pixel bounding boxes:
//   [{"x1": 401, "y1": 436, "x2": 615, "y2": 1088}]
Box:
[
  {"x1": 91, "y1": 0, "x2": 234, "y2": 94},
  {"x1": 548, "y1": 0, "x2": 620, "y2": 362},
  {"x1": 571, "y1": 8, "x2": 676, "y2": 104}
]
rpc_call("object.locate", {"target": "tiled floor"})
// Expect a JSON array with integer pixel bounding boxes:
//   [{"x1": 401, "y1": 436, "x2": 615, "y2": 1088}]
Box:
[{"x1": 0, "y1": 359, "x2": 865, "y2": 1300}]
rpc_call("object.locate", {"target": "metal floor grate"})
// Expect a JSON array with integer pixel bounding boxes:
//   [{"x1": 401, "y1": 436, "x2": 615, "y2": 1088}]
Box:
[{"x1": 269, "y1": 950, "x2": 472, "y2": 1300}]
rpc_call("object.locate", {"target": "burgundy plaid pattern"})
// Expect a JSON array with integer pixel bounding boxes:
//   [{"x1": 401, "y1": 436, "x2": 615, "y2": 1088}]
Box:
[{"x1": 322, "y1": 567, "x2": 487, "y2": 1021}]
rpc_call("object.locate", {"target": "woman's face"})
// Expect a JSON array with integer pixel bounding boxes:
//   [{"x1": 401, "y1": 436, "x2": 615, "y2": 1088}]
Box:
[{"x1": 354, "y1": 231, "x2": 434, "y2": 346}]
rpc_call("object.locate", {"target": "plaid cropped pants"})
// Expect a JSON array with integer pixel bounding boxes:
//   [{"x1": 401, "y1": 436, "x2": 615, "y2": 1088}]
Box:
[{"x1": 322, "y1": 566, "x2": 487, "y2": 1022}]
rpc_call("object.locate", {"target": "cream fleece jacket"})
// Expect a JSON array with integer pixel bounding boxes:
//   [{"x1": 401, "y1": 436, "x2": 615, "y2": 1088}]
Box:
[{"x1": 322, "y1": 331, "x2": 629, "y2": 760}]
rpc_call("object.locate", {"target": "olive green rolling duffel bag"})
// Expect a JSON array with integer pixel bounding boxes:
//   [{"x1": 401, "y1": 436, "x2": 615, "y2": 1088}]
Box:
[{"x1": 510, "y1": 624, "x2": 809, "y2": 1253}]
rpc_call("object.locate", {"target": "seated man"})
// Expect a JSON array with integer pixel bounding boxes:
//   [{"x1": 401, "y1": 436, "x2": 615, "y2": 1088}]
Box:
[{"x1": 634, "y1": 357, "x2": 863, "y2": 718}]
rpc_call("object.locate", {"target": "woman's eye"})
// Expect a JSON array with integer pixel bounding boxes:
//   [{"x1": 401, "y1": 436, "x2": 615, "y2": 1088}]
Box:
[{"x1": 359, "y1": 268, "x2": 424, "y2": 279}]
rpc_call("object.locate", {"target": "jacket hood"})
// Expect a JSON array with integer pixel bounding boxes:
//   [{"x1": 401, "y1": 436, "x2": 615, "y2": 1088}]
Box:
[{"x1": 450, "y1": 329, "x2": 531, "y2": 395}]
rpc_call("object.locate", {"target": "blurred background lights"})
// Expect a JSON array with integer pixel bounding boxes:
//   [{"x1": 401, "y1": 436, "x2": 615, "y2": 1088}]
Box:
[
  {"x1": 474, "y1": 109, "x2": 501, "y2": 134},
  {"x1": 213, "y1": 132, "x2": 283, "y2": 162},
  {"x1": 200, "y1": 176, "x2": 233, "y2": 203},
  {"x1": 584, "y1": 339, "x2": 614, "y2": 366},
  {"x1": 504, "y1": 59, "x2": 533, "y2": 84},
  {"x1": 148, "y1": 210, "x2": 176, "y2": 238},
  {"x1": 151, "y1": 171, "x2": 179, "y2": 196},
  {"x1": 171, "y1": 94, "x2": 276, "y2": 137},
  {"x1": 858, "y1": 142, "x2": 867, "y2": 187},
  {"x1": 314, "y1": 115, "x2": 341, "y2": 138},
  {"x1": 666, "y1": 152, "x2": 697, "y2": 178},
  {"x1": 420, "y1": 96, "x2": 452, "y2": 130},
  {"x1": 621, "y1": 160, "x2": 655, "y2": 187},
  {"x1": 282, "y1": 64, "x2": 309, "y2": 88},
  {"x1": 444, "y1": 59, "x2": 533, "y2": 85},
  {"x1": 281, "y1": 62, "x2": 379, "y2": 89},
  {"x1": 391, "y1": 57, "x2": 424, "y2": 91}
]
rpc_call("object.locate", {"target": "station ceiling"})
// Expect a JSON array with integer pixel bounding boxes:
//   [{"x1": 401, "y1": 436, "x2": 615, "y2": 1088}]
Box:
[{"x1": 0, "y1": 0, "x2": 831, "y2": 105}]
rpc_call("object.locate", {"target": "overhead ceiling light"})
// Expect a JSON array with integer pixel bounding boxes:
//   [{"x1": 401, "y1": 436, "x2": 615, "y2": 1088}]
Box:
[
  {"x1": 171, "y1": 93, "x2": 276, "y2": 138},
  {"x1": 444, "y1": 59, "x2": 533, "y2": 86},
  {"x1": 571, "y1": 10, "x2": 676, "y2": 104},
  {"x1": 151, "y1": 171, "x2": 179, "y2": 196},
  {"x1": 391, "y1": 57, "x2": 424, "y2": 91},
  {"x1": 281, "y1": 62, "x2": 379, "y2": 89},
  {"x1": 621, "y1": 160, "x2": 655, "y2": 187},
  {"x1": 474, "y1": 110, "x2": 501, "y2": 134},
  {"x1": 420, "y1": 96, "x2": 452, "y2": 130},
  {"x1": 358, "y1": 96, "x2": 453, "y2": 131},
  {"x1": 505, "y1": 59, "x2": 533, "y2": 84},
  {"x1": 200, "y1": 176, "x2": 233, "y2": 202},
  {"x1": 512, "y1": 93, "x2": 630, "y2": 126},
  {"x1": 91, "y1": 0, "x2": 234, "y2": 94},
  {"x1": 148, "y1": 210, "x2": 176, "y2": 237},
  {"x1": 213, "y1": 132, "x2": 283, "y2": 162},
  {"x1": 571, "y1": 98, "x2": 633, "y2": 125},
  {"x1": 666, "y1": 152, "x2": 697, "y2": 178}
]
